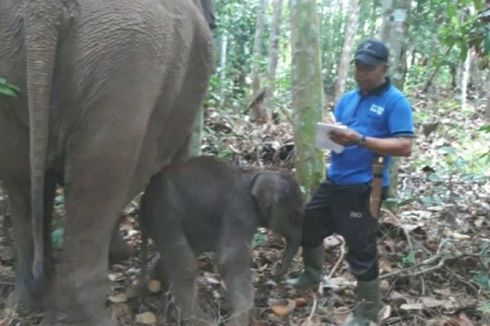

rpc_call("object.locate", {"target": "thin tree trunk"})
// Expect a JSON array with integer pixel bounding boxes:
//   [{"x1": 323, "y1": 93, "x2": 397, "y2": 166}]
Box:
[
  {"x1": 460, "y1": 51, "x2": 471, "y2": 110},
  {"x1": 378, "y1": 0, "x2": 411, "y2": 211},
  {"x1": 379, "y1": 0, "x2": 410, "y2": 89},
  {"x1": 218, "y1": 33, "x2": 228, "y2": 106},
  {"x1": 189, "y1": 107, "x2": 203, "y2": 157},
  {"x1": 487, "y1": 70, "x2": 490, "y2": 120},
  {"x1": 265, "y1": 0, "x2": 283, "y2": 101},
  {"x1": 335, "y1": 0, "x2": 359, "y2": 101},
  {"x1": 290, "y1": 0, "x2": 325, "y2": 199},
  {"x1": 251, "y1": 0, "x2": 268, "y2": 122}
]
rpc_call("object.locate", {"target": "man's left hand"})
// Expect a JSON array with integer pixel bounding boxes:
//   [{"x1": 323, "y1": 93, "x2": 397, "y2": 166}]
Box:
[{"x1": 329, "y1": 128, "x2": 362, "y2": 146}]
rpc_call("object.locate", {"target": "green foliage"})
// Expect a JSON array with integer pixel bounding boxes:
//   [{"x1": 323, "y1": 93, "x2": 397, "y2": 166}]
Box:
[
  {"x1": 439, "y1": 0, "x2": 489, "y2": 62},
  {"x1": 401, "y1": 252, "x2": 416, "y2": 267},
  {"x1": 210, "y1": 0, "x2": 264, "y2": 110},
  {"x1": 0, "y1": 78, "x2": 20, "y2": 98},
  {"x1": 410, "y1": 98, "x2": 490, "y2": 207}
]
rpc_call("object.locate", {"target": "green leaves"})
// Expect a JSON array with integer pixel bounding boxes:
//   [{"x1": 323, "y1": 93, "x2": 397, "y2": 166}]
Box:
[
  {"x1": 401, "y1": 252, "x2": 416, "y2": 267},
  {"x1": 0, "y1": 77, "x2": 20, "y2": 98}
]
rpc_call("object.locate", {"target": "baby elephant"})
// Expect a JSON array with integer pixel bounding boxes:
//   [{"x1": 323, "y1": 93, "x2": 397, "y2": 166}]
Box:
[{"x1": 140, "y1": 156, "x2": 304, "y2": 325}]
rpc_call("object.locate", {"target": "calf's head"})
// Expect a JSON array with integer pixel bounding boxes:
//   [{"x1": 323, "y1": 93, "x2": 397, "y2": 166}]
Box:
[{"x1": 250, "y1": 171, "x2": 304, "y2": 276}]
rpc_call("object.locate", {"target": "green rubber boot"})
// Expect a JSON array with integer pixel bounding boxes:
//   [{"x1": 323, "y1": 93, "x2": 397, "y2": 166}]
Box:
[
  {"x1": 343, "y1": 278, "x2": 380, "y2": 326},
  {"x1": 286, "y1": 246, "x2": 324, "y2": 288}
]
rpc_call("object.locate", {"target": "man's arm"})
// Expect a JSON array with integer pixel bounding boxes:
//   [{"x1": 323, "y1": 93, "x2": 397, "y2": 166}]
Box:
[{"x1": 329, "y1": 129, "x2": 413, "y2": 157}]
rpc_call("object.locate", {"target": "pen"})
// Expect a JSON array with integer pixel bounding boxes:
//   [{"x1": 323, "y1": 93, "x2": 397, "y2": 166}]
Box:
[{"x1": 330, "y1": 112, "x2": 336, "y2": 124}]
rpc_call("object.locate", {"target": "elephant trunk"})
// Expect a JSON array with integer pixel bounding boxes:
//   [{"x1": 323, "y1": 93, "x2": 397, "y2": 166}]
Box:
[
  {"x1": 275, "y1": 238, "x2": 301, "y2": 277},
  {"x1": 25, "y1": 1, "x2": 63, "y2": 286}
]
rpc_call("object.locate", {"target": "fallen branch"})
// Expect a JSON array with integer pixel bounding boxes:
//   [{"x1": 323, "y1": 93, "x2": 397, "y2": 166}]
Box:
[
  {"x1": 380, "y1": 239, "x2": 454, "y2": 279},
  {"x1": 328, "y1": 236, "x2": 346, "y2": 279},
  {"x1": 306, "y1": 291, "x2": 318, "y2": 323},
  {"x1": 380, "y1": 208, "x2": 413, "y2": 253}
]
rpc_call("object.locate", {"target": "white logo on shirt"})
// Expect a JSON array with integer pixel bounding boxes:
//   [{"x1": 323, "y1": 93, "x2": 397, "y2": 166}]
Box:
[
  {"x1": 350, "y1": 211, "x2": 363, "y2": 219},
  {"x1": 369, "y1": 104, "x2": 385, "y2": 115}
]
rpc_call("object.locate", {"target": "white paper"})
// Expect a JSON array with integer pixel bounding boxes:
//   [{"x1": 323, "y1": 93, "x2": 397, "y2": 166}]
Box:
[{"x1": 315, "y1": 122, "x2": 347, "y2": 153}]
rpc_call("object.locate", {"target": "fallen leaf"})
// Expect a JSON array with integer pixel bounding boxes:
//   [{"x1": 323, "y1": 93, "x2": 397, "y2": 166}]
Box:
[
  {"x1": 380, "y1": 279, "x2": 390, "y2": 292},
  {"x1": 135, "y1": 311, "x2": 157, "y2": 325},
  {"x1": 379, "y1": 258, "x2": 392, "y2": 273},
  {"x1": 323, "y1": 235, "x2": 342, "y2": 248},
  {"x1": 108, "y1": 293, "x2": 127, "y2": 303},
  {"x1": 110, "y1": 303, "x2": 131, "y2": 320},
  {"x1": 332, "y1": 306, "x2": 351, "y2": 325},
  {"x1": 378, "y1": 304, "x2": 392, "y2": 321},
  {"x1": 271, "y1": 299, "x2": 296, "y2": 317},
  {"x1": 147, "y1": 279, "x2": 161, "y2": 293},
  {"x1": 299, "y1": 315, "x2": 322, "y2": 326},
  {"x1": 295, "y1": 297, "x2": 307, "y2": 307},
  {"x1": 434, "y1": 288, "x2": 452, "y2": 296},
  {"x1": 442, "y1": 312, "x2": 474, "y2": 326}
]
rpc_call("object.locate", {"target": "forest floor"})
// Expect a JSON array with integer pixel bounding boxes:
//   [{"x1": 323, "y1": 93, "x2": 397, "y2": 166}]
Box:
[{"x1": 0, "y1": 88, "x2": 489, "y2": 325}]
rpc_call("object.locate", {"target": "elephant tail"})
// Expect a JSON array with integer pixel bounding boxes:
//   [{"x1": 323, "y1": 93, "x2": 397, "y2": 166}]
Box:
[{"x1": 24, "y1": 1, "x2": 65, "y2": 286}]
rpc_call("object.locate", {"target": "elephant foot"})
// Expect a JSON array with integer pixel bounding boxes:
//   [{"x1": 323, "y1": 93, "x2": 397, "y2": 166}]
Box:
[{"x1": 6, "y1": 286, "x2": 44, "y2": 317}]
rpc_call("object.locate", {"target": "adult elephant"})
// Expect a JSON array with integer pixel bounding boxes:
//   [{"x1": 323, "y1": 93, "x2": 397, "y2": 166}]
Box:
[{"x1": 0, "y1": 0, "x2": 214, "y2": 325}]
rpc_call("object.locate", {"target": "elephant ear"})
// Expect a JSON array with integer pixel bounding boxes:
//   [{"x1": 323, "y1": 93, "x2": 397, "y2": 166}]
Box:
[
  {"x1": 250, "y1": 172, "x2": 281, "y2": 225},
  {"x1": 193, "y1": 0, "x2": 216, "y2": 29}
]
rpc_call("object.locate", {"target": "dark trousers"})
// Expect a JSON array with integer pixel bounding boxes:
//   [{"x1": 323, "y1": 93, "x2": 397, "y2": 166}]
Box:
[{"x1": 302, "y1": 180, "x2": 380, "y2": 281}]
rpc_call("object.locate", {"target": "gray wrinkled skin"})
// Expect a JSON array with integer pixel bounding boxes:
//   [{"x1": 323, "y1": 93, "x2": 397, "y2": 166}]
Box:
[
  {"x1": 0, "y1": 0, "x2": 213, "y2": 325},
  {"x1": 140, "y1": 156, "x2": 304, "y2": 326}
]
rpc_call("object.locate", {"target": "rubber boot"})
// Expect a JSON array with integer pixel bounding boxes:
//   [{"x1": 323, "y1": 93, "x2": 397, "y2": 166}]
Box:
[
  {"x1": 286, "y1": 246, "x2": 324, "y2": 288},
  {"x1": 343, "y1": 278, "x2": 380, "y2": 326}
]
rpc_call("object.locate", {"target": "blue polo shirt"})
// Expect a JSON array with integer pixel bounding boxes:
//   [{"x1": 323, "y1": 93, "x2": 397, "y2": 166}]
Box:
[{"x1": 327, "y1": 81, "x2": 414, "y2": 186}]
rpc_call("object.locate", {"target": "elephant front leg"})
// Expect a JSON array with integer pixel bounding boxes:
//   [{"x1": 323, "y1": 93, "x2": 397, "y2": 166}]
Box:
[{"x1": 217, "y1": 242, "x2": 254, "y2": 326}]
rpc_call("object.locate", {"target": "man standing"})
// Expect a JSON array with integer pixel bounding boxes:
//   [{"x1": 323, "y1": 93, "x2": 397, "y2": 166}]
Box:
[{"x1": 287, "y1": 39, "x2": 414, "y2": 325}]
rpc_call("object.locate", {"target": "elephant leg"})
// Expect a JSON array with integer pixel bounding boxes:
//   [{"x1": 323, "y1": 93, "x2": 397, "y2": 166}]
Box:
[
  {"x1": 217, "y1": 241, "x2": 253, "y2": 326},
  {"x1": 4, "y1": 174, "x2": 56, "y2": 315},
  {"x1": 44, "y1": 100, "x2": 158, "y2": 326},
  {"x1": 158, "y1": 236, "x2": 201, "y2": 324}
]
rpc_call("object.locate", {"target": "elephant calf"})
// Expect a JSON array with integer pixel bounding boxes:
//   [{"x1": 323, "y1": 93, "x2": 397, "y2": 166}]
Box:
[{"x1": 140, "y1": 156, "x2": 304, "y2": 325}]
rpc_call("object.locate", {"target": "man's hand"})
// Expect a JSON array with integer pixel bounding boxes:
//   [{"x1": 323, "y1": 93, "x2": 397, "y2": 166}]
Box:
[{"x1": 329, "y1": 128, "x2": 361, "y2": 146}]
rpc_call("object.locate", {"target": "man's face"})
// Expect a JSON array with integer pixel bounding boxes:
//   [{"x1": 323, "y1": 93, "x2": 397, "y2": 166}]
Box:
[{"x1": 354, "y1": 60, "x2": 388, "y2": 92}]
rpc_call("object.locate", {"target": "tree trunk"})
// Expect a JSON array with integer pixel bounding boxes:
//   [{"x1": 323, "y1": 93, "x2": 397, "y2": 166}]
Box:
[
  {"x1": 263, "y1": 0, "x2": 284, "y2": 115},
  {"x1": 335, "y1": 0, "x2": 359, "y2": 101},
  {"x1": 487, "y1": 70, "x2": 490, "y2": 120},
  {"x1": 290, "y1": 0, "x2": 325, "y2": 199},
  {"x1": 378, "y1": 0, "x2": 411, "y2": 211},
  {"x1": 379, "y1": 0, "x2": 410, "y2": 89},
  {"x1": 218, "y1": 32, "x2": 228, "y2": 106},
  {"x1": 251, "y1": 0, "x2": 268, "y2": 122},
  {"x1": 460, "y1": 50, "x2": 471, "y2": 110},
  {"x1": 189, "y1": 107, "x2": 204, "y2": 157}
]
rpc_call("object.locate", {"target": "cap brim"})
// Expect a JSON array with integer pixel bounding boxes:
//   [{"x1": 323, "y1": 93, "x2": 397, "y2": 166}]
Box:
[{"x1": 354, "y1": 54, "x2": 384, "y2": 66}]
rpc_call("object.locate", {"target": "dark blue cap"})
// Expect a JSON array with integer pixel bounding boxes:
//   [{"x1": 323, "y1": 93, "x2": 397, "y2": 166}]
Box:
[{"x1": 354, "y1": 39, "x2": 389, "y2": 66}]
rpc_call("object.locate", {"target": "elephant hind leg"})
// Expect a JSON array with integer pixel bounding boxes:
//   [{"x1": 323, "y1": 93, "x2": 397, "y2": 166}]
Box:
[
  {"x1": 45, "y1": 84, "x2": 160, "y2": 325},
  {"x1": 4, "y1": 174, "x2": 56, "y2": 316},
  {"x1": 157, "y1": 234, "x2": 201, "y2": 324}
]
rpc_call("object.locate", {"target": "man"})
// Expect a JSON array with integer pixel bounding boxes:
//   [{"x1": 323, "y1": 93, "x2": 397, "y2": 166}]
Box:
[{"x1": 287, "y1": 39, "x2": 414, "y2": 325}]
